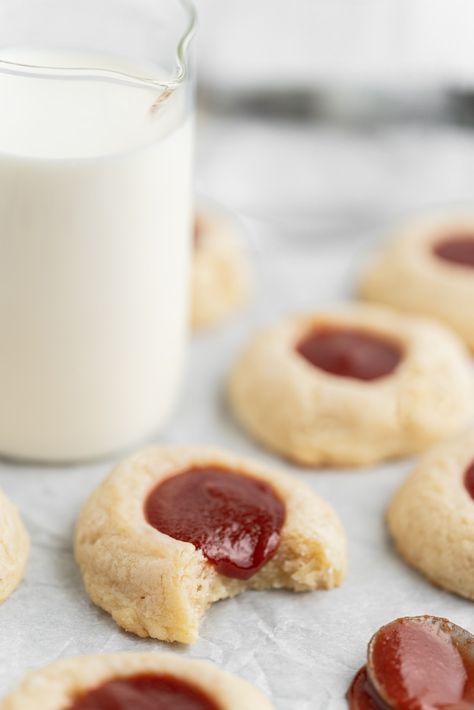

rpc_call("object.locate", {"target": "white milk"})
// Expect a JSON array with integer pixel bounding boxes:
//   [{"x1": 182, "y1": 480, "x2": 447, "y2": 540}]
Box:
[{"x1": 0, "y1": 50, "x2": 193, "y2": 461}]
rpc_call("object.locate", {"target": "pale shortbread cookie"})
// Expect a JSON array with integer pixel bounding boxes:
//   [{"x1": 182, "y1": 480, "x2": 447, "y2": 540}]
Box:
[
  {"x1": 75, "y1": 446, "x2": 346, "y2": 643},
  {"x1": 359, "y1": 213, "x2": 474, "y2": 350},
  {"x1": 388, "y1": 430, "x2": 474, "y2": 600},
  {"x1": 0, "y1": 652, "x2": 273, "y2": 709},
  {"x1": 228, "y1": 304, "x2": 473, "y2": 466},
  {"x1": 192, "y1": 209, "x2": 251, "y2": 330},
  {"x1": 0, "y1": 488, "x2": 29, "y2": 602}
]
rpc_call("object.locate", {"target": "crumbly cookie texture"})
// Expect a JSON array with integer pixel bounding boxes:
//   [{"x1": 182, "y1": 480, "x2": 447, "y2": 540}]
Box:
[
  {"x1": 192, "y1": 209, "x2": 251, "y2": 330},
  {"x1": 74, "y1": 446, "x2": 346, "y2": 644},
  {"x1": 0, "y1": 488, "x2": 29, "y2": 603},
  {"x1": 388, "y1": 430, "x2": 474, "y2": 600},
  {"x1": 0, "y1": 652, "x2": 273, "y2": 709},
  {"x1": 359, "y1": 213, "x2": 474, "y2": 350},
  {"x1": 228, "y1": 304, "x2": 473, "y2": 467}
]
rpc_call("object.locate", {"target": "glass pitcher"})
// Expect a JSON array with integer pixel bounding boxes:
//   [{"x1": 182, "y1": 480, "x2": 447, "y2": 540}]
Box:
[{"x1": 0, "y1": 0, "x2": 196, "y2": 462}]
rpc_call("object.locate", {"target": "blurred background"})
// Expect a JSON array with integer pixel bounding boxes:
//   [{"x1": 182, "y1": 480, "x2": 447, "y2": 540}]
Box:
[{"x1": 194, "y1": 0, "x2": 474, "y2": 240}]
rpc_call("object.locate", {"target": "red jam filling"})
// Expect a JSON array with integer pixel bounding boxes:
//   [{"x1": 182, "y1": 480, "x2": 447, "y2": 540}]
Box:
[
  {"x1": 296, "y1": 328, "x2": 402, "y2": 381},
  {"x1": 66, "y1": 673, "x2": 220, "y2": 710},
  {"x1": 464, "y1": 460, "x2": 474, "y2": 500},
  {"x1": 346, "y1": 668, "x2": 381, "y2": 710},
  {"x1": 347, "y1": 617, "x2": 474, "y2": 709},
  {"x1": 433, "y1": 236, "x2": 474, "y2": 268},
  {"x1": 144, "y1": 467, "x2": 285, "y2": 580}
]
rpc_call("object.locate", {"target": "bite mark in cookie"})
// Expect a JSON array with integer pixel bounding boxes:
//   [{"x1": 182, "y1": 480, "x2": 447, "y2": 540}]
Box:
[{"x1": 75, "y1": 446, "x2": 346, "y2": 643}]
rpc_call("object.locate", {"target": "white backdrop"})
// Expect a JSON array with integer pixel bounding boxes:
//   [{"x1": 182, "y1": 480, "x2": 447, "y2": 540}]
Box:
[{"x1": 196, "y1": 0, "x2": 474, "y2": 90}]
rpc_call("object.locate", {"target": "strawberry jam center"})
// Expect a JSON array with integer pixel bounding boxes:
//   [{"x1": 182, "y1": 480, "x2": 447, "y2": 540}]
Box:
[
  {"x1": 433, "y1": 236, "x2": 474, "y2": 268},
  {"x1": 464, "y1": 460, "x2": 474, "y2": 500},
  {"x1": 144, "y1": 467, "x2": 285, "y2": 580},
  {"x1": 296, "y1": 328, "x2": 402, "y2": 381},
  {"x1": 66, "y1": 673, "x2": 220, "y2": 710}
]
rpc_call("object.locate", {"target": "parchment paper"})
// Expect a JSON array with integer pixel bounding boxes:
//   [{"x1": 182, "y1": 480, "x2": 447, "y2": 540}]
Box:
[{"x1": 1, "y1": 222, "x2": 473, "y2": 710}]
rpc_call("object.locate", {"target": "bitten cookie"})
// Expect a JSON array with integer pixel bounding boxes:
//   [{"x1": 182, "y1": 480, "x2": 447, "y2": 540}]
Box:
[
  {"x1": 192, "y1": 209, "x2": 251, "y2": 330},
  {"x1": 228, "y1": 304, "x2": 473, "y2": 466},
  {"x1": 75, "y1": 446, "x2": 346, "y2": 643},
  {"x1": 0, "y1": 652, "x2": 273, "y2": 709},
  {"x1": 359, "y1": 212, "x2": 474, "y2": 350},
  {"x1": 0, "y1": 488, "x2": 29, "y2": 602},
  {"x1": 388, "y1": 430, "x2": 474, "y2": 600}
]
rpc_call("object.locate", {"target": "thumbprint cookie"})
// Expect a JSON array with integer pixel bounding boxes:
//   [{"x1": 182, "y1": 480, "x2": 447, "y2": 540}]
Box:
[
  {"x1": 388, "y1": 430, "x2": 474, "y2": 600},
  {"x1": 0, "y1": 488, "x2": 29, "y2": 603},
  {"x1": 74, "y1": 446, "x2": 346, "y2": 643},
  {"x1": 360, "y1": 212, "x2": 474, "y2": 350},
  {"x1": 0, "y1": 652, "x2": 273, "y2": 709},
  {"x1": 192, "y1": 209, "x2": 251, "y2": 330},
  {"x1": 228, "y1": 304, "x2": 473, "y2": 466}
]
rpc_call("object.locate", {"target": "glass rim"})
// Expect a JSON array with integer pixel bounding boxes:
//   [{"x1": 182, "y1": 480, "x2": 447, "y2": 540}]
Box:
[{"x1": 0, "y1": 0, "x2": 197, "y2": 89}]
